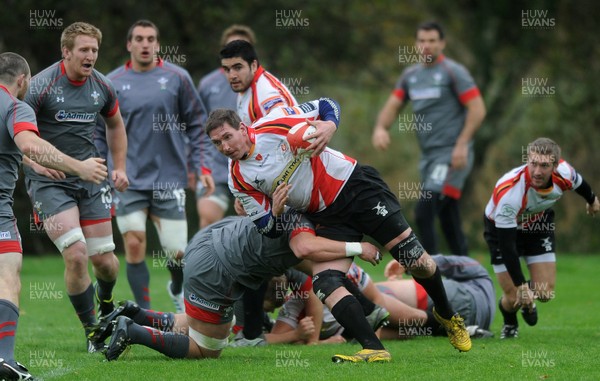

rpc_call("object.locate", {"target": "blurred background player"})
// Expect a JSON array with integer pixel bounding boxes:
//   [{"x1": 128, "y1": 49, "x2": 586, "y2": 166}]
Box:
[
  {"x1": 372, "y1": 21, "x2": 486, "y2": 256},
  {"x1": 484, "y1": 137, "x2": 599, "y2": 338},
  {"x1": 0, "y1": 51, "x2": 108, "y2": 381},
  {"x1": 95, "y1": 20, "x2": 214, "y2": 313},
  {"x1": 220, "y1": 39, "x2": 297, "y2": 125},
  {"x1": 194, "y1": 25, "x2": 256, "y2": 229},
  {"x1": 24, "y1": 22, "x2": 129, "y2": 353}
]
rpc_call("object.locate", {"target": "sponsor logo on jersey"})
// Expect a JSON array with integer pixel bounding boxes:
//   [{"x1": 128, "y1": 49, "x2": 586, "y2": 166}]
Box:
[
  {"x1": 0, "y1": 231, "x2": 11, "y2": 240},
  {"x1": 256, "y1": 153, "x2": 263, "y2": 161},
  {"x1": 271, "y1": 154, "x2": 304, "y2": 192},
  {"x1": 409, "y1": 87, "x2": 441, "y2": 100},
  {"x1": 262, "y1": 97, "x2": 284, "y2": 112},
  {"x1": 298, "y1": 102, "x2": 316, "y2": 113},
  {"x1": 189, "y1": 293, "x2": 221, "y2": 311},
  {"x1": 55, "y1": 110, "x2": 97, "y2": 123}
]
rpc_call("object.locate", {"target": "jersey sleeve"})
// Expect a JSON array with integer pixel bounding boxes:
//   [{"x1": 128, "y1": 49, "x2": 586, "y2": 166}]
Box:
[
  {"x1": 449, "y1": 62, "x2": 481, "y2": 105},
  {"x1": 180, "y1": 70, "x2": 210, "y2": 175},
  {"x1": 392, "y1": 69, "x2": 410, "y2": 101},
  {"x1": 346, "y1": 263, "x2": 371, "y2": 292},
  {"x1": 556, "y1": 160, "x2": 582, "y2": 190},
  {"x1": 7, "y1": 100, "x2": 39, "y2": 138},
  {"x1": 99, "y1": 77, "x2": 119, "y2": 118},
  {"x1": 276, "y1": 297, "x2": 304, "y2": 329},
  {"x1": 261, "y1": 98, "x2": 341, "y2": 129}
]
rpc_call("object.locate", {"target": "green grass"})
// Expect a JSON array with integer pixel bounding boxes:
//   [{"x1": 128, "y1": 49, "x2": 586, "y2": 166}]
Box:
[{"x1": 16, "y1": 253, "x2": 600, "y2": 381}]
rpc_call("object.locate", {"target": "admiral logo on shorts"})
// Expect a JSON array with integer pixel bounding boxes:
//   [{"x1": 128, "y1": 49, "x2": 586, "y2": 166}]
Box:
[{"x1": 189, "y1": 293, "x2": 221, "y2": 311}]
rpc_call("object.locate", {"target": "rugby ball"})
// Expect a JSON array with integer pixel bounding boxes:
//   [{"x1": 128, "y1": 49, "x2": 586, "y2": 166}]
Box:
[{"x1": 287, "y1": 122, "x2": 317, "y2": 156}]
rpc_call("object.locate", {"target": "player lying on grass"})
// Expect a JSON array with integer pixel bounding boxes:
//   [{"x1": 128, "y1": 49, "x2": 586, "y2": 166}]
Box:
[
  {"x1": 89, "y1": 184, "x2": 386, "y2": 362},
  {"x1": 484, "y1": 137, "x2": 599, "y2": 338},
  {"x1": 265, "y1": 255, "x2": 494, "y2": 344}
]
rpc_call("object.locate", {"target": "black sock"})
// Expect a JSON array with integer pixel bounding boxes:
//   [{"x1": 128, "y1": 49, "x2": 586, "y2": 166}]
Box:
[
  {"x1": 68, "y1": 284, "x2": 96, "y2": 326},
  {"x1": 0, "y1": 299, "x2": 19, "y2": 361},
  {"x1": 128, "y1": 322, "x2": 189, "y2": 358},
  {"x1": 499, "y1": 298, "x2": 518, "y2": 326},
  {"x1": 423, "y1": 310, "x2": 445, "y2": 336},
  {"x1": 167, "y1": 259, "x2": 183, "y2": 295},
  {"x1": 96, "y1": 277, "x2": 116, "y2": 303},
  {"x1": 415, "y1": 196, "x2": 439, "y2": 254},
  {"x1": 242, "y1": 282, "x2": 267, "y2": 339},
  {"x1": 126, "y1": 261, "x2": 151, "y2": 309},
  {"x1": 132, "y1": 308, "x2": 175, "y2": 331},
  {"x1": 330, "y1": 295, "x2": 384, "y2": 350},
  {"x1": 413, "y1": 268, "x2": 454, "y2": 319},
  {"x1": 342, "y1": 277, "x2": 375, "y2": 315},
  {"x1": 438, "y1": 197, "x2": 468, "y2": 256}
]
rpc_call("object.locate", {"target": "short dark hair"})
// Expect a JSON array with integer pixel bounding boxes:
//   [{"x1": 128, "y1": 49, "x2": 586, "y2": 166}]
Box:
[
  {"x1": 416, "y1": 21, "x2": 445, "y2": 40},
  {"x1": 220, "y1": 40, "x2": 259, "y2": 67},
  {"x1": 205, "y1": 108, "x2": 242, "y2": 136},
  {"x1": 0, "y1": 52, "x2": 30, "y2": 84},
  {"x1": 127, "y1": 19, "x2": 160, "y2": 42}
]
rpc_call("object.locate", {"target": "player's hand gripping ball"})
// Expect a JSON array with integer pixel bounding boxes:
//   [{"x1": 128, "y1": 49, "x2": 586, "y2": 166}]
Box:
[{"x1": 287, "y1": 122, "x2": 317, "y2": 156}]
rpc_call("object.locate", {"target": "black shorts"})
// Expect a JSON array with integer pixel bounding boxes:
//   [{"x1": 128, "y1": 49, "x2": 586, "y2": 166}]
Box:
[
  {"x1": 484, "y1": 210, "x2": 556, "y2": 266},
  {"x1": 307, "y1": 164, "x2": 409, "y2": 245}
]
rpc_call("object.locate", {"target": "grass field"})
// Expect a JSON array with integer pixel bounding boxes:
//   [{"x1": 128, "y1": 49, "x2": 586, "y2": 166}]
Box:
[{"x1": 15, "y1": 253, "x2": 600, "y2": 381}]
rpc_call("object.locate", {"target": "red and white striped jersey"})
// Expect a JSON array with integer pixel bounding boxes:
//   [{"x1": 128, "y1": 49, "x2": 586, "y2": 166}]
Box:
[
  {"x1": 229, "y1": 100, "x2": 356, "y2": 222},
  {"x1": 237, "y1": 66, "x2": 297, "y2": 125},
  {"x1": 484, "y1": 160, "x2": 582, "y2": 229}
]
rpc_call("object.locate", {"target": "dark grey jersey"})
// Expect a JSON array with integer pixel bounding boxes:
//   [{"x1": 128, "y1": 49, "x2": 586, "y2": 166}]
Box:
[
  {"x1": 95, "y1": 59, "x2": 208, "y2": 190},
  {"x1": 0, "y1": 86, "x2": 39, "y2": 216},
  {"x1": 24, "y1": 61, "x2": 118, "y2": 183},
  {"x1": 197, "y1": 68, "x2": 236, "y2": 185},
  {"x1": 185, "y1": 214, "x2": 313, "y2": 290}
]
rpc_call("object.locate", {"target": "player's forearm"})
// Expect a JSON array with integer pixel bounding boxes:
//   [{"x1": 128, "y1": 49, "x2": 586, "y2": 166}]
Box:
[
  {"x1": 375, "y1": 96, "x2": 402, "y2": 132},
  {"x1": 106, "y1": 123, "x2": 127, "y2": 171},
  {"x1": 18, "y1": 134, "x2": 83, "y2": 176},
  {"x1": 574, "y1": 177, "x2": 596, "y2": 204},
  {"x1": 456, "y1": 97, "x2": 486, "y2": 145},
  {"x1": 290, "y1": 235, "x2": 361, "y2": 261},
  {"x1": 496, "y1": 227, "x2": 527, "y2": 286}
]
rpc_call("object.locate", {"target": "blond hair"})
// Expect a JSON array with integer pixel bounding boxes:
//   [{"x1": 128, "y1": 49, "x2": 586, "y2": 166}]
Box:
[
  {"x1": 220, "y1": 24, "x2": 256, "y2": 47},
  {"x1": 61, "y1": 22, "x2": 102, "y2": 51},
  {"x1": 527, "y1": 137, "x2": 561, "y2": 165}
]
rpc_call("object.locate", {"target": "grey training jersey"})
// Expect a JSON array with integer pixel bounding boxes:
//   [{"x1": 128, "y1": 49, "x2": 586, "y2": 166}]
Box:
[
  {"x1": 394, "y1": 55, "x2": 480, "y2": 155},
  {"x1": 24, "y1": 61, "x2": 118, "y2": 183},
  {"x1": 0, "y1": 86, "x2": 39, "y2": 217},
  {"x1": 186, "y1": 214, "x2": 312, "y2": 290},
  {"x1": 197, "y1": 68, "x2": 236, "y2": 185},
  {"x1": 429, "y1": 255, "x2": 496, "y2": 329},
  {"x1": 95, "y1": 59, "x2": 208, "y2": 190}
]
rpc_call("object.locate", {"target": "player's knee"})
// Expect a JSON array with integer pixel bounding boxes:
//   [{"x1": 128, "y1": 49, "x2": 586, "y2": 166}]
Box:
[
  {"x1": 390, "y1": 232, "x2": 426, "y2": 268},
  {"x1": 116, "y1": 210, "x2": 147, "y2": 234},
  {"x1": 86, "y1": 235, "x2": 115, "y2": 256},
  {"x1": 53, "y1": 227, "x2": 86, "y2": 254},
  {"x1": 188, "y1": 326, "x2": 227, "y2": 357},
  {"x1": 312, "y1": 270, "x2": 346, "y2": 303},
  {"x1": 154, "y1": 219, "x2": 187, "y2": 259}
]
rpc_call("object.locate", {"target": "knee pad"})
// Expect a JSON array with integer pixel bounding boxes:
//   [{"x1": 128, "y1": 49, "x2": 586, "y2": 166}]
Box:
[
  {"x1": 390, "y1": 231, "x2": 425, "y2": 267},
  {"x1": 153, "y1": 218, "x2": 187, "y2": 257},
  {"x1": 312, "y1": 269, "x2": 346, "y2": 303},
  {"x1": 116, "y1": 210, "x2": 147, "y2": 234},
  {"x1": 188, "y1": 326, "x2": 228, "y2": 351},
  {"x1": 53, "y1": 228, "x2": 86, "y2": 253},
  {"x1": 86, "y1": 235, "x2": 116, "y2": 256}
]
